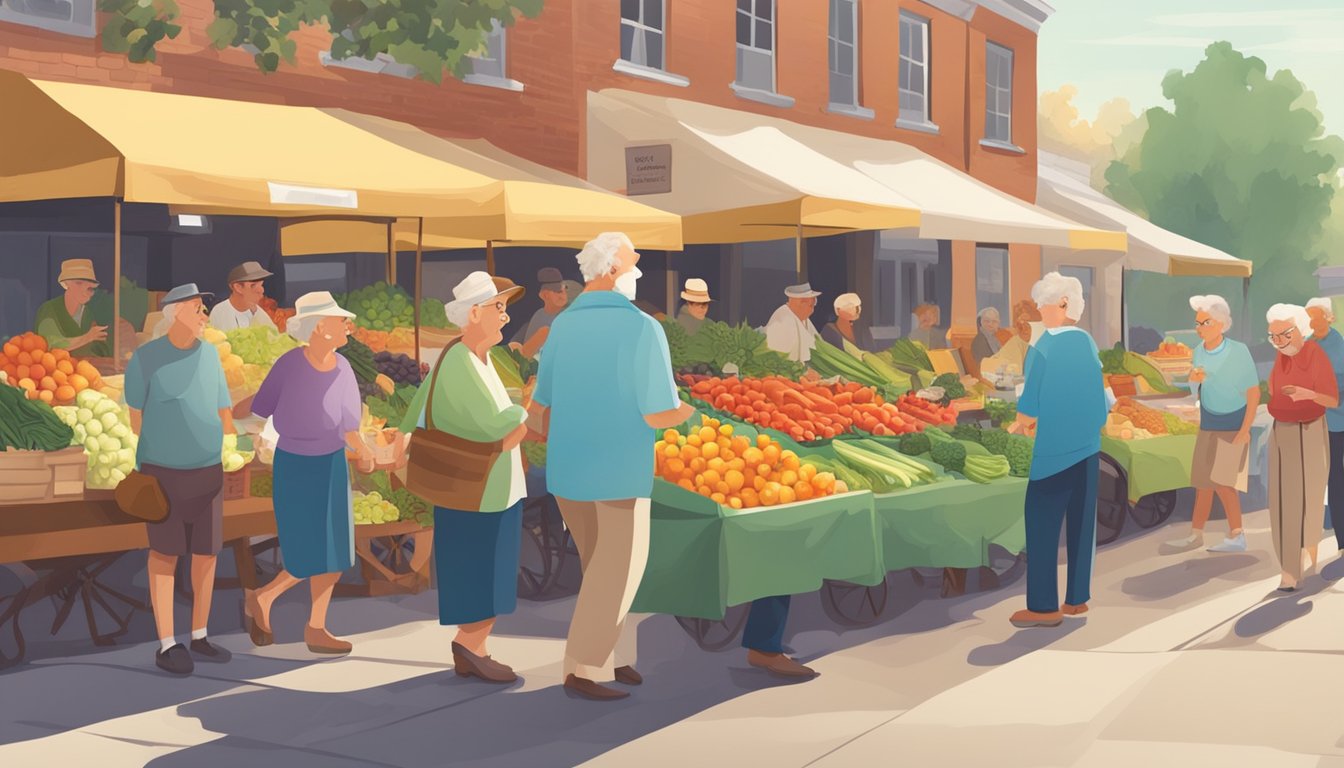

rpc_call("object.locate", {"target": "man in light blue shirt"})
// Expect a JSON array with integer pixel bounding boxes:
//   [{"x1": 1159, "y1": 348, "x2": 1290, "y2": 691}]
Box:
[
  {"x1": 532, "y1": 232, "x2": 694, "y2": 702},
  {"x1": 1307, "y1": 298, "x2": 1344, "y2": 552},
  {"x1": 1008, "y1": 273, "x2": 1108, "y2": 629}
]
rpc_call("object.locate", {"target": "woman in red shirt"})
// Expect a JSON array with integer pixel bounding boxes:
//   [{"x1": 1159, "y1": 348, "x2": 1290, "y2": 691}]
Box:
[{"x1": 1266, "y1": 303, "x2": 1338, "y2": 591}]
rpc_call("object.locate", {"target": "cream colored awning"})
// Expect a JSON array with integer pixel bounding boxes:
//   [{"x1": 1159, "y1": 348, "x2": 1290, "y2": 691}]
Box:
[{"x1": 1037, "y1": 152, "x2": 1251, "y2": 277}]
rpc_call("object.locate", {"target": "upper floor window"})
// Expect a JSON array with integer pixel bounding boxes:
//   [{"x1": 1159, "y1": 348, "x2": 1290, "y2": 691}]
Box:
[
  {"x1": 735, "y1": 0, "x2": 776, "y2": 94},
  {"x1": 0, "y1": 0, "x2": 95, "y2": 37},
  {"x1": 827, "y1": 0, "x2": 859, "y2": 109},
  {"x1": 621, "y1": 0, "x2": 665, "y2": 71},
  {"x1": 984, "y1": 42, "x2": 1014, "y2": 145},
  {"x1": 467, "y1": 20, "x2": 508, "y2": 82},
  {"x1": 898, "y1": 11, "x2": 933, "y2": 129}
]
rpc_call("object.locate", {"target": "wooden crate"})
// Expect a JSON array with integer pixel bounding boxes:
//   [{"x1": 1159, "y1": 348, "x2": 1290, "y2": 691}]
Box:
[{"x1": 0, "y1": 447, "x2": 88, "y2": 504}]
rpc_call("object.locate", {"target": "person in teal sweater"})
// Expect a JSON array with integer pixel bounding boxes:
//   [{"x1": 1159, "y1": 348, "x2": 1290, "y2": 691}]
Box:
[{"x1": 400, "y1": 272, "x2": 530, "y2": 685}]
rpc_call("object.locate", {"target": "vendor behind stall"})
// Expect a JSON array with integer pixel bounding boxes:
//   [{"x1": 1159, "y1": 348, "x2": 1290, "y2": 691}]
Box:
[
  {"x1": 676, "y1": 278, "x2": 713, "y2": 335},
  {"x1": 765, "y1": 284, "x2": 822, "y2": 364},
  {"x1": 34, "y1": 259, "x2": 109, "y2": 357},
  {"x1": 820, "y1": 293, "x2": 875, "y2": 351},
  {"x1": 980, "y1": 299, "x2": 1040, "y2": 379},
  {"x1": 509, "y1": 267, "x2": 570, "y2": 359},
  {"x1": 209, "y1": 261, "x2": 277, "y2": 332},
  {"x1": 908, "y1": 304, "x2": 947, "y2": 350}
]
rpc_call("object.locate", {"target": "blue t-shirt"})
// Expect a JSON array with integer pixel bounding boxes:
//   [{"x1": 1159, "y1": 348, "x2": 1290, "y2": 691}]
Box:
[
  {"x1": 534, "y1": 291, "x2": 679, "y2": 501},
  {"x1": 1315, "y1": 328, "x2": 1344, "y2": 432},
  {"x1": 1017, "y1": 327, "x2": 1108, "y2": 481},
  {"x1": 1186, "y1": 338, "x2": 1259, "y2": 421},
  {"x1": 125, "y1": 336, "x2": 230, "y2": 470}
]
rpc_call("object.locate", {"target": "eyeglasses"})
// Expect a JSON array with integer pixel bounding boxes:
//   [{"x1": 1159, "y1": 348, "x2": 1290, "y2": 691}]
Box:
[
  {"x1": 1268, "y1": 328, "x2": 1297, "y2": 343},
  {"x1": 1195, "y1": 318, "x2": 1214, "y2": 328}
]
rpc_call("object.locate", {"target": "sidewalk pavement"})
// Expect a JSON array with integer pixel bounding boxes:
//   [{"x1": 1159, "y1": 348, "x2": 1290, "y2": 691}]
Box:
[{"x1": 1, "y1": 508, "x2": 1342, "y2": 768}]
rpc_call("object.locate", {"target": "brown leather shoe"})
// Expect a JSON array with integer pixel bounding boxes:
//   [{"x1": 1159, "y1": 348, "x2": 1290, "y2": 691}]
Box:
[
  {"x1": 244, "y1": 590, "x2": 273, "y2": 647},
  {"x1": 304, "y1": 625, "x2": 353, "y2": 655},
  {"x1": 1010, "y1": 609, "x2": 1064, "y2": 628},
  {"x1": 452, "y1": 642, "x2": 517, "y2": 684},
  {"x1": 614, "y1": 665, "x2": 643, "y2": 686},
  {"x1": 1062, "y1": 603, "x2": 1089, "y2": 616},
  {"x1": 564, "y1": 674, "x2": 630, "y2": 701},
  {"x1": 746, "y1": 650, "x2": 818, "y2": 679}
]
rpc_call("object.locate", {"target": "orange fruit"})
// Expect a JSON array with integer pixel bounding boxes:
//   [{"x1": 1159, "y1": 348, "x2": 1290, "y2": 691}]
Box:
[
  {"x1": 710, "y1": 493, "x2": 727, "y2": 505},
  {"x1": 701, "y1": 469, "x2": 722, "y2": 487},
  {"x1": 677, "y1": 479, "x2": 695, "y2": 492},
  {"x1": 17, "y1": 377, "x2": 36, "y2": 392},
  {"x1": 799, "y1": 464, "x2": 818, "y2": 483},
  {"x1": 759, "y1": 487, "x2": 779, "y2": 506},
  {"x1": 19, "y1": 335, "x2": 36, "y2": 352},
  {"x1": 68, "y1": 373, "x2": 89, "y2": 390},
  {"x1": 56, "y1": 359, "x2": 74, "y2": 375},
  {"x1": 814, "y1": 472, "x2": 836, "y2": 492},
  {"x1": 724, "y1": 469, "x2": 745, "y2": 492},
  {"x1": 701, "y1": 441, "x2": 720, "y2": 460},
  {"x1": 743, "y1": 447, "x2": 764, "y2": 465},
  {"x1": 15, "y1": 364, "x2": 29, "y2": 380},
  {"x1": 728, "y1": 497, "x2": 744, "y2": 510},
  {"x1": 696, "y1": 485, "x2": 712, "y2": 498},
  {"x1": 76, "y1": 360, "x2": 97, "y2": 378},
  {"x1": 756, "y1": 434, "x2": 771, "y2": 449},
  {"x1": 739, "y1": 488, "x2": 759, "y2": 507},
  {"x1": 37, "y1": 389, "x2": 54, "y2": 403},
  {"x1": 690, "y1": 457, "x2": 706, "y2": 473},
  {"x1": 40, "y1": 352, "x2": 56, "y2": 370},
  {"x1": 718, "y1": 424, "x2": 733, "y2": 437},
  {"x1": 16, "y1": 351, "x2": 32, "y2": 366},
  {"x1": 55, "y1": 385, "x2": 75, "y2": 402},
  {"x1": 29, "y1": 364, "x2": 45, "y2": 381},
  {"x1": 763, "y1": 445, "x2": 781, "y2": 466},
  {"x1": 728, "y1": 458, "x2": 746, "y2": 472},
  {"x1": 794, "y1": 482, "x2": 814, "y2": 501},
  {"x1": 30, "y1": 335, "x2": 46, "y2": 352},
  {"x1": 663, "y1": 429, "x2": 680, "y2": 444},
  {"x1": 698, "y1": 427, "x2": 716, "y2": 443},
  {"x1": 663, "y1": 444, "x2": 680, "y2": 459},
  {"x1": 780, "y1": 470, "x2": 799, "y2": 488},
  {"x1": 2, "y1": 342, "x2": 18, "y2": 359},
  {"x1": 666, "y1": 458, "x2": 685, "y2": 475},
  {"x1": 52, "y1": 348, "x2": 69, "y2": 361},
  {"x1": 40, "y1": 376, "x2": 56, "y2": 392},
  {"x1": 756, "y1": 463, "x2": 771, "y2": 477},
  {"x1": 753, "y1": 475, "x2": 767, "y2": 492},
  {"x1": 51, "y1": 370, "x2": 67, "y2": 386},
  {"x1": 778, "y1": 486, "x2": 797, "y2": 505}
]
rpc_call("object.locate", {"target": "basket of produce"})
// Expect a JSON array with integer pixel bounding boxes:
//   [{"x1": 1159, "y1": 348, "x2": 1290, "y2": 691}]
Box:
[
  {"x1": 1144, "y1": 339, "x2": 1194, "y2": 383},
  {"x1": 0, "y1": 378, "x2": 85, "y2": 503},
  {"x1": 1, "y1": 332, "x2": 107, "y2": 406},
  {"x1": 51, "y1": 389, "x2": 137, "y2": 490}
]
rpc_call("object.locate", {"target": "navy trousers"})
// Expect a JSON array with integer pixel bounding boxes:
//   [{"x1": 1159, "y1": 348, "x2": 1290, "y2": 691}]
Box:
[
  {"x1": 741, "y1": 595, "x2": 790, "y2": 653},
  {"x1": 1025, "y1": 454, "x2": 1099, "y2": 614}
]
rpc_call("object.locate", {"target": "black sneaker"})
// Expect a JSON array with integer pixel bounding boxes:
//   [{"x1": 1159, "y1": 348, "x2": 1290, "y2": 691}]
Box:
[
  {"x1": 156, "y1": 643, "x2": 194, "y2": 675},
  {"x1": 190, "y1": 638, "x2": 233, "y2": 664}
]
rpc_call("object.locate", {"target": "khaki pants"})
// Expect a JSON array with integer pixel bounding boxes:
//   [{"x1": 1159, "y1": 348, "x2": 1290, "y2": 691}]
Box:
[
  {"x1": 556, "y1": 497, "x2": 650, "y2": 683},
  {"x1": 1268, "y1": 419, "x2": 1329, "y2": 581}
]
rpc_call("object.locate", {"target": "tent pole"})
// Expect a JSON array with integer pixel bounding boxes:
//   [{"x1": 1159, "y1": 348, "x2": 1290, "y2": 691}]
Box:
[
  {"x1": 1119, "y1": 266, "x2": 1128, "y2": 350},
  {"x1": 795, "y1": 224, "x2": 806, "y2": 281},
  {"x1": 113, "y1": 198, "x2": 122, "y2": 372},
  {"x1": 665, "y1": 251, "x2": 676, "y2": 316},
  {"x1": 1242, "y1": 276, "x2": 1251, "y2": 344},
  {"x1": 414, "y1": 217, "x2": 424, "y2": 367},
  {"x1": 386, "y1": 221, "x2": 396, "y2": 285},
  {"x1": 486, "y1": 241, "x2": 496, "y2": 276}
]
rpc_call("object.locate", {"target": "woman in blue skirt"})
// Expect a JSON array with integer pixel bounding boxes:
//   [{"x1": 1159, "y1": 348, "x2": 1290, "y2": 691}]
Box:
[
  {"x1": 399, "y1": 272, "x2": 530, "y2": 684},
  {"x1": 246, "y1": 291, "x2": 374, "y2": 654}
]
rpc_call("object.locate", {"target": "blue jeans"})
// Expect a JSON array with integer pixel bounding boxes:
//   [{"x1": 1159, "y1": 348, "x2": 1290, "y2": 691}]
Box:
[
  {"x1": 741, "y1": 595, "x2": 790, "y2": 653},
  {"x1": 1025, "y1": 454, "x2": 1099, "y2": 613}
]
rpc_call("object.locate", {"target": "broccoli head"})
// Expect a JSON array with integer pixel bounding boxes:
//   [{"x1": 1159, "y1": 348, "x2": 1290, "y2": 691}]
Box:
[
  {"x1": 950, "y1": 423, "x2": 983, "y2": 443},
  {"x1": 930, "y1": 440, "x2": 968, "y2": 473},
  {"x1": 931, "y1": 373, "x2": 966, "y2": 400},
  {"x1": 980, "y1": 427, "x2": 1009, "y2": 456},
  {"x1": 1005, "y1": 435, "x2": 1034, "y2": 477},
  {"x1": 898, "y1": 431, "x2": 932, "y2": 456}
]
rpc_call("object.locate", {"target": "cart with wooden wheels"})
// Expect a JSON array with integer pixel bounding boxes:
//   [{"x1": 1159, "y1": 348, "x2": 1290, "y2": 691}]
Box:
[
  {"x1": 337, "y1": 520, "x2": 434, "y2": 597},
  {"x1": 517, "y1": 468, "x2": 579, "y2": 601},
  {"x1": 675, "y1": 604, "x2": 752, "y2": 651},
  {"x1": 1096, "y1": 452, "x2": 1178, "y2": 545},
  {"x1": 820, "y1": 577, "x2": 890, "y2": 627}
]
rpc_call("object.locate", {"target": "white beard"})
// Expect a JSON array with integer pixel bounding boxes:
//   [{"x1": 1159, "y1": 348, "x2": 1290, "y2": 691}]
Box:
[{"x1": 615, "y1": 267, "x2": 641, "y2": 301}]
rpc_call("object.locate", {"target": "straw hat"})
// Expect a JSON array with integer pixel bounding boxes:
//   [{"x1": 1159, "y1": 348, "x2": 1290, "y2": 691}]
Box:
[
  {"x1": 681, "y1": 278, "x2": 713, "y2": 303},
  {"x1": 58, "y1": 259, "x2": 98, "y2": 285},
  {"x1": 291, "y1": 291, "x2": 356, "y2": 323},
  {"x1": 448, "y1": 272, "x2": 526, "y2": 317},
  {"x1": 785, "y1": 283, "x2": 822, "y2": 299}
]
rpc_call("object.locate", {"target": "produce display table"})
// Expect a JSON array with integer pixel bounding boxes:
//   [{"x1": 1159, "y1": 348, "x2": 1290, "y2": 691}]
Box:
[
  {"x1": 873, "y1": 478, "x2": 1027, "y2": 572},
  {"x1": 0, "y1": 497, "x2": 276, "y2": 668},
  {"x1": 1101, "y1": 435, "x2": 1196, "y2": 502}
]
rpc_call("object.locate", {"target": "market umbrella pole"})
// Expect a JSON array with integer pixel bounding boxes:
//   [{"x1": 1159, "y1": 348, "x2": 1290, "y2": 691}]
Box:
[
  {"x1": 386, "y1": 221, "x2": 397, "y2": 285},
  {"x1": 1120, "y1": 266, "x2": 1128, "y2": 351},
  {"x1": 795, "y1": 224, "x2": 807, "y2": 282},
  {"x1": 414, "y1": 217, "x2": 423, "y2": 367},
  {"x1": 1242, "y1": 276, "x2": 1251, "y2": 345},
  {"x1": 113, "y1": 198, "x2": 122, "y2": 372},
  {"x1": 486, "y1": 240, "x2": 496, "y2": 276}
]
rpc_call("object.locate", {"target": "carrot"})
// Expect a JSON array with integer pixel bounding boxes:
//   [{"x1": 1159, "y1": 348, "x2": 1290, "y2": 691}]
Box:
[
  {"x1": 853, "y1": 388, "x2": 874, "y2": 404},
  {"x1": 782, "y1": 403, "x2": 806, "y2": 420},
  {"x1": 833, "y1": 392, "x2": 853, "y2": 406}
]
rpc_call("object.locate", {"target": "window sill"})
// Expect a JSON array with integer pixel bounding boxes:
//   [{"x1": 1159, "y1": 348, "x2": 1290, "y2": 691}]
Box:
[
  {"x1": 826, "y1": 103, "x2": 876, "y2": 121},
  {"x1": 897, "y1": 118, "x2": 941, "y2": 136},
  {"x1": 612, "y1": 59, "x2": 690, "y2": 87},
  {"x1": 463, "y1": 74, "x2": 525, "y2": 92},
  {"x1": 318, "y1": 51, "x2": 417, "y2": 79},
  {"x1": 979, "y1": 139, "x2": 1026, "y2": 155},
  {"x1": 731, "y1": 83, "x2": 796, "y2": 109}
]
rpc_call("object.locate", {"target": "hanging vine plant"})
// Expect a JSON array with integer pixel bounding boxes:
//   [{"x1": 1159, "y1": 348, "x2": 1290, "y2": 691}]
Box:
[
  {"x1": 207, "y1": 0, "x2": 543, "y2": 83},
  {"x1": 99, "y1": 0, "x2": 184, "y2": 64}
]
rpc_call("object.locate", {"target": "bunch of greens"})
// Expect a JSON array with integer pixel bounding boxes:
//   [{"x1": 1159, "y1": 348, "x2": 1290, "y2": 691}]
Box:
[
  {"x1": 984, "y1": 399, "x2": 1018, "y2": 427},
  {"x1": 932, "y1": 373, "x2": 966, "y2": 404},
  {"x1": 889, "y1": 339, "x2": 933, "y2": 372},
  {"x1": 1099, "y1": 344, "x2": 1128, "y2": 375},
  {"x1": 366, "y1": 384, "x2": 417, "y2": 427},
  {"x1": 0, "y1": 385, "x2": 75, "y2": 451}
]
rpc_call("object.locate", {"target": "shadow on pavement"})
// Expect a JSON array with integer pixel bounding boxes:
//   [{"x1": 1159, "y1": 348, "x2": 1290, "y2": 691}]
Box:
[
  {"x1": 1119, "y1": 554, "x2": 1259, "y2": 601},
  {"x1": 1233, "y1": 576, "x2": 1334, "y2": 639},
  {"x1": 965, "y1": 622, "x2": 1083, "y2": 667},
  {"x1": 1322, "y1": 558, "x2": 1344, "y2": 583}
]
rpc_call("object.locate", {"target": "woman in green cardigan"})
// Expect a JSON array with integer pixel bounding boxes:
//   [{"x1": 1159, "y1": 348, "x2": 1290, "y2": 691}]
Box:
[{"x1": 400, "y1": 272, "x2": 529, "y2": 684}]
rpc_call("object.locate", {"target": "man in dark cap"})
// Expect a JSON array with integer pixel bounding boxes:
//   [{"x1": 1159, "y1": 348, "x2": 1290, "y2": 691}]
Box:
[
  {"x1": 210, "y1": 261, "x2": 276, "y2": 331},
  {"x1": 509, "y1": 267, "x2": 571, "y2": 358}
]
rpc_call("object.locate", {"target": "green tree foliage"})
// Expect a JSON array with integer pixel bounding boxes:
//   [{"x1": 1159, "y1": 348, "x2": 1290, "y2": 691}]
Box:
[
  {"x1": 207, "y1": 0, "x2": 543, "y2": 83},
  {"x1": 1105, "y1": 43, "x2": 1344, "y2": 336},
  {"x1": 100, "y1": 0, "x2": 183, "y2": 63}
]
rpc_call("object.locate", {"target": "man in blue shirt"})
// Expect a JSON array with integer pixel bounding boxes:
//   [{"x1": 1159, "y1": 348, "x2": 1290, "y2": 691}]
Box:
[
  {"x1": 125, "y1": 284, "x2": 235, "y2": 676},
  {"x1": 533, "y1": 232, "x2": 695, "y2": 701},
  {"x1": 1307, "y1": 298, "x2": 1344, "y2": 552},
  {"x1": 1008, "y1": 273, "x2": 1108, "y2": 628}
]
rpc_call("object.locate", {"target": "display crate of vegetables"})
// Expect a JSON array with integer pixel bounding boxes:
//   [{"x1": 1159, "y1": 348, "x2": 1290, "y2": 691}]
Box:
[
  {"x1": 51, "y1": 389, "x2": 138, "y2": 490},
  {"x1": 1, "y1": 332, "x2": 106, "y2": 406},
  {"x1": 339, "y1": 282, "x2": 449, "y2": 332},
  {"x1": 683, "y1": 374, "x2": 924, "y2": 442},
  {"x1": 661, "y1": 319, "x2": 806, "y2": 379},
  {"x1": 0, "y1": 380, "x2": 85, "y2": 504}
]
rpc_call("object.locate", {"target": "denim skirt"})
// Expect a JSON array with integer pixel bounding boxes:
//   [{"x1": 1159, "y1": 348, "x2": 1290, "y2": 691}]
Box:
[{"x1": 433, "y1": 502, "x2": 523, "y2": 625}]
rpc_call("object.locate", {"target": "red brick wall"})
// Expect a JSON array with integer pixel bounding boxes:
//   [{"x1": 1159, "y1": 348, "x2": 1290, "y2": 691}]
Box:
[{"x1": 966, "y1": 5, "x2": 1038, "y2": 202}]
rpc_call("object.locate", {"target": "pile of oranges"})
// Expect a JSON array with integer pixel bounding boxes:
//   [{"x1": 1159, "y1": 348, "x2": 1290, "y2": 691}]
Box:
[
  {"x1": 655, "y1": 416, "x2": 838, "y2": 510},
  {"x1": 0, "y1": 333, "x2": 104, "y2": 405}
]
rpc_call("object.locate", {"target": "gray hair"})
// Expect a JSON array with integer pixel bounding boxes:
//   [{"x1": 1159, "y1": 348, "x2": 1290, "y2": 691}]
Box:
[
  {"x1": 1031, "y1": 272, "x2": 1085, "y2": 322},
  {"x1": 1267, "y1": 303, "x2": 1312, "y2": 337},
  {"x1": 445, "y1": 301, "x2": 475, "y2": 328},
  {"x1": 977, "y1": 307, "x2": 1001, "y2": 327},
  {"x1": 576, "y1": 232, "x2": 634, "y2": 282},
  {"x1": 1188, "y1": 295, "x2": 1233, "y2": 332},
  {"x1": 152, "y1": 302, "x2": 182, "y2": 339},
  {"x1": 1307, "y1": 297, "x2": 1334, "y2": 316},
  {"x1": 287, "y1": 315, "x2": 323, "y2": 344}
]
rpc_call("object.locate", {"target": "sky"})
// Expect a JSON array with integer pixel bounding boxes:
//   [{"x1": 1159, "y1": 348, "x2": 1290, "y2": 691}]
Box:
[{"x1": 1037, "y1": 0, "x2": 1344, "y2": 135}]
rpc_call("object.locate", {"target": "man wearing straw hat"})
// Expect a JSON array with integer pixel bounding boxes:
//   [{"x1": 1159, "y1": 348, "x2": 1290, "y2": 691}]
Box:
[
  {"x1": 34, "y1": 258, "x2": 109, "y2": 356},
  {"x1": 765, "y1": 283, "x2": 823, "y2": 364},
  {"x1": 210, "y1": 261, "x2": 277, "y2": 332},
  {"x1": 676, "y1": 278, "x2": 713, "y2": 335}
]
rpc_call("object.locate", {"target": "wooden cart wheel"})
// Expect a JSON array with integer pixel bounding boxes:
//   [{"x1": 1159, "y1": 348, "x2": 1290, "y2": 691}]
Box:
[
  {"x1": 0, "y1": 564, "x2": 36, "y2": 670},
  {"x1": 1130, "y1": 491, "x2": 1177, "y2": 529},
  {"x1": 1096, "y1": 453, "x2": 1130, "y2": 546},
  {"x1": 821, "y1": 578, "x2": 890, "y2": 627},
  {"x1": 675, "y1": 603, "x2": 751, "y2": 652}
]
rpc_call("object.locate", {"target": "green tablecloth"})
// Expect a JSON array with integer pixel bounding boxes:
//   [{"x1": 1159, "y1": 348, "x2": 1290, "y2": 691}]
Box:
[
  {"x1": 1101, "y1": 435, "x2": 1196, "y2": 502},
  {"x1": 874, "y1": 477, "x2": 1028, "y2": 571},
  {"x1": 632, "y1": 483, "x2": 885, "y2": 620}
]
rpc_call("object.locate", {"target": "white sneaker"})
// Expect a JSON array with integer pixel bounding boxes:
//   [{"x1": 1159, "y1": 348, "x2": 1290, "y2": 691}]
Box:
[
  {"x1": 1165, "y1": 532, "x2": 1203, "y2": 549},
  {"x1": 1208, "y1": 532, "x2": 1247, "y2": 553}
]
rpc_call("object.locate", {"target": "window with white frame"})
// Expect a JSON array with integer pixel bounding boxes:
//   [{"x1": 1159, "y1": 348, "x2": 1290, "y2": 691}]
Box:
[
  {"x1": 985, "y1": 42, "x2": 1014, "y2": 144},
  {"x1": 735, "y1": 0, "x2": 775, "y2": 93},
  {"x1": 621, "y1": 0, "x2": 665, "y2": 71},
  {"x1": 899, "y1": 12, "x2": 931, "y2": 126},
  {"x1": 828, "y1": 0, "x2": 859, "y2": 108},
  {"x1": 467, "y1": 19, "x2": 508, "y2": 81},
  {"x1": 0, "y1": 0, "x2": 95, "y2": 37}
]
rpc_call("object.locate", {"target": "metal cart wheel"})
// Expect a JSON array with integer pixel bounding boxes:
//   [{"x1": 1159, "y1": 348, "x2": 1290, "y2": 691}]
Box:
[
  {"x1": 1096, "y1": 453, "x2": 1130, "y2": 546},
  {"x1": 518, "y1": 495, "x2": 571, "y2": 599},
  {"x1": 1130, "y1": 491, "x2": 1178, "y2": 529},
  {"x1": 821, "y1": 578, "x2": 890, "y2": 627},
  {"x1": 517, "y1": 520, "x2": 553, "y2": 600},
  {"x1": 675, "y1": 603, "x2": 751, "y2": 652},
  {"x1": 0, "y1": 563, "x2": 36, "y2": 669}
]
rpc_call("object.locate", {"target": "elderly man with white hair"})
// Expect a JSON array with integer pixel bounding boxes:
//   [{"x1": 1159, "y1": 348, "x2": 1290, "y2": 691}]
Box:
[
  {"x1": 1166, "y1": 295, "x2": 1261, "y2": 553},
  {"x1": 1305, "y1": 298, "x2": 1344, "y2": 556},
  {"x1": 532, "y1": 232, "x2": 696, "y2": 701},
  {"x1": 970, "y1": 306, "x2": 1008, "y2": 373},
  {"x1": 1265, "y1": 303, "x2": 1338, "y2": 590},
  {"x1": 1006, "y1": 272, "x2": 1109, "y2": 628}
]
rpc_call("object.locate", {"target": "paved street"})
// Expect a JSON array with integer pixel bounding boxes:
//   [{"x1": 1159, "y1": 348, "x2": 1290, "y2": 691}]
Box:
[{"x1": 3, "y1": 503, "x2": 1342, "y2": 768}]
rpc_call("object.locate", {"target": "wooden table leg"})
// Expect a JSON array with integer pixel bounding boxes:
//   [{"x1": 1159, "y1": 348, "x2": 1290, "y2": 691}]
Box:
[
  {"x1": 231, "y1": 538, "x2": 259, "y2": 591},
  {"x1": 941, "y1": 567, "x2": 968, "y2": 598}
]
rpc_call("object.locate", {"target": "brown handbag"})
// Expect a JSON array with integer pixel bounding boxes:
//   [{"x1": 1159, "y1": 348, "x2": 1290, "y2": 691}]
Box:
[
  {"x1": 114, "y1": 469, "x2": 170, "y2": 523},
  {"x1": 405, "y1": 339, "x2": 506, "y2": 511}
]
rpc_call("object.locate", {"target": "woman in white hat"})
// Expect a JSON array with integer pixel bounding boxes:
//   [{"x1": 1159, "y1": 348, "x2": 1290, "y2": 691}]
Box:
[
  {"x1": 820, "y1": 293, "x2": 875, "y2": 352},
  {"x1": 397, "y1": 271, "x2": 531, "y2": 684},
  {"x1": 245, "y1": 291, "x2": 375, "y2": 655},
  {"x1": 677, "y1": 278, "x2": 713, "y2": 335}
]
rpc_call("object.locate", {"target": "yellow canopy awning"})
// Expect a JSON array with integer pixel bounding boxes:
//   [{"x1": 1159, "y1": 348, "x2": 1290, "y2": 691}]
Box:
[
  {"x1": 0, "y1": 71, "x2": 504, "y2": 218},
  {"x1": 586, "y1": 90, "x2": 922, "y2": 243}
]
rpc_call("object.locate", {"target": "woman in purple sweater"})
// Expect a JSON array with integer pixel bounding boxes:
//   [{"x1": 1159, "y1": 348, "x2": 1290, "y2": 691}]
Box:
[{"x1": 245, "y1": 292, "x2": 374, "y2": 654}]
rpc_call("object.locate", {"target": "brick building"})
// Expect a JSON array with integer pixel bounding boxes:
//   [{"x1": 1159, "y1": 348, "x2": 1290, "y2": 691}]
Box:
[{"x1": 0, "y1": 0, "x2": 1068, "y2": 344}]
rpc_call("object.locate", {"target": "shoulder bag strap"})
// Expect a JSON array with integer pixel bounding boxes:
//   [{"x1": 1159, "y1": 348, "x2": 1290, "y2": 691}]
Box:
[{"x1": 423, "y1": 336, "x2": 463, "y2": 432}]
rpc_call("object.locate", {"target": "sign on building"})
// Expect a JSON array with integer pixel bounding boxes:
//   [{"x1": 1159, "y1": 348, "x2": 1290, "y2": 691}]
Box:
[{"x1": 625, "y1": 144, "x2": 672, "y2": 196}]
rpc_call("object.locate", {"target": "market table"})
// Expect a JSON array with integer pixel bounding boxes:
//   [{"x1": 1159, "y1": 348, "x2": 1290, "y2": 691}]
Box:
[{"x1": 0, "y1": 497, "x2": 276, "y2": 669}]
